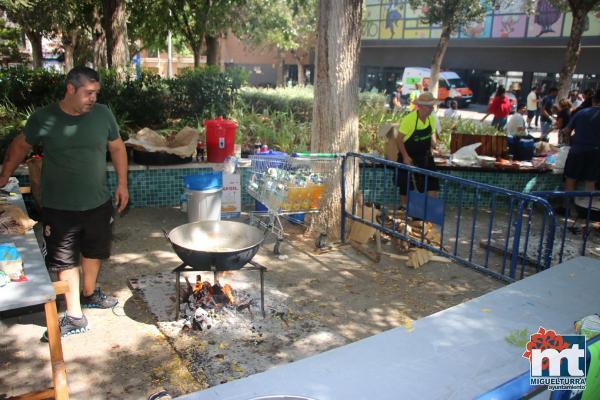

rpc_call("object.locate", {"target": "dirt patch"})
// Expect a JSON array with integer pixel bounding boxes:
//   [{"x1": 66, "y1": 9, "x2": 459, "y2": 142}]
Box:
[
  {"x1": 1, "y1": 208, "x2": 504, "y2": 398},
  {"x1": 129, "y1": 271, "x2": 346, "y2": 387},
  {"x1": 128, "y1": 213, "x2": 504, "y2": 390}
]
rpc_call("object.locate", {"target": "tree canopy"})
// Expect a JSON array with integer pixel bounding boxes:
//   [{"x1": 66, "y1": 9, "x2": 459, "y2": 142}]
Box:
[
  {"x1": 407, "y1": 0, "x2": 492, "y2": 97},
  {"x1": 407, "y1": 0, "x2": 488, "y2": 32}
]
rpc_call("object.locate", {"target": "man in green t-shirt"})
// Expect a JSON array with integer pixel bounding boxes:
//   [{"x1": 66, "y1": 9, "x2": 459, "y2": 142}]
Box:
[{"x1": 0, "y1": 66, "x2": 129, "y2": 339}]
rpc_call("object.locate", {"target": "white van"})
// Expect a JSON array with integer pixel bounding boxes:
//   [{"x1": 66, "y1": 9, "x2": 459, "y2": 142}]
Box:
[{"x1": 401, "y1": 67, "x2": 473, "y2": 107}]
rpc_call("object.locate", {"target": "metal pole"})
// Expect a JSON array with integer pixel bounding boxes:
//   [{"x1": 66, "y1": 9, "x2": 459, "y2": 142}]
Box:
[
  {"x1": 340, "y1": 155, "x2": 347, "y2": 243},
  {"x1": 167, "y1": 9, "x2": 173, "y2": 78}
]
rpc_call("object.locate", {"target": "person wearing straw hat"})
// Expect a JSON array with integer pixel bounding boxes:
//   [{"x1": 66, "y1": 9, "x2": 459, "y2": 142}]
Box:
[{"x1": 395, "y1": 92, "x2": 440, "y2": 203}]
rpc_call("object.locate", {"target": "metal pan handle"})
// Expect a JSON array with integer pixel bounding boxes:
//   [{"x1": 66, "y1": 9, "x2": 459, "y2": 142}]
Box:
[{"x1": 161, "y1": 228, "x2": 171, "y2": 244}]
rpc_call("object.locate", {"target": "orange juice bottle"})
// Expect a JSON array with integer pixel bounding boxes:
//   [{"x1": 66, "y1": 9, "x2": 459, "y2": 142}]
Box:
[{"x1": 310, "y1": 184, "x2": 325, "y2": 209}]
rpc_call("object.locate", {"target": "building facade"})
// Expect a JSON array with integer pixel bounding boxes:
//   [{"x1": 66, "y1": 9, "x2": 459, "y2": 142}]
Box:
[
  {"x1": 360, "y1": 0, "x2": 600, "y2": 102},
  {"x1": 140, "y1": 33, "x2": 312, "y2": 87}
]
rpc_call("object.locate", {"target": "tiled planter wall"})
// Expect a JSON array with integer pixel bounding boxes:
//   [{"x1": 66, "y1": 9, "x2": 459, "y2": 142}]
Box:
[
  {"x1": 106, "y1": 167, "x2": 256, "y2": 209},
  {"x1": 14, "y1": 163, "x2": 564, "y2": 210},
  {"x1": 14, "y1": 163, "x2": 256, "y2": 210},
  {"x1": 359, "y1": 166, "x2": 564, "y2": 209}
]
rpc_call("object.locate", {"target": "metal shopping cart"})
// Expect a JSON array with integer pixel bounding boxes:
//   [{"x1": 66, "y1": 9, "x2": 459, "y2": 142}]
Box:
[{"x1": 247, "y1": 152, "x2": 340, "y2": 254}]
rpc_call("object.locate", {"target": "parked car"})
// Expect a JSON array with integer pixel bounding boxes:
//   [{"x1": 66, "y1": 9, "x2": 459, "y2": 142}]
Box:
[{"x1": 401, "y1": 67, "x2": 473, "y2": 108}]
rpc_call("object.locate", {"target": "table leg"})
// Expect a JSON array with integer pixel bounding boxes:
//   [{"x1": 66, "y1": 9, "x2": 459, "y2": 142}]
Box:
[
  {"x1": 175, "y1": 271, "x2": 181, "y2": 321},
  {"x1": 44, "y1": 299, "x2": 69, "y2": 400}
]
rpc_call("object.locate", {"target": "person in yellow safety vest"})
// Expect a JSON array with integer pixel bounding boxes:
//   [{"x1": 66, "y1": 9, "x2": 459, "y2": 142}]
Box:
[
  {"x1": 395, "y1": 92, "x2": 440, "y2": 204},
  {"x1": 409, "y1": 82, "x2": 423, "y2": 111}
]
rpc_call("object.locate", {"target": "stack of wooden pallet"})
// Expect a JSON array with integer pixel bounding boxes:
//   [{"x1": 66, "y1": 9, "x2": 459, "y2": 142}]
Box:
[{"x1": 348, "y1": 209, "x2": 450, "y2": 268}]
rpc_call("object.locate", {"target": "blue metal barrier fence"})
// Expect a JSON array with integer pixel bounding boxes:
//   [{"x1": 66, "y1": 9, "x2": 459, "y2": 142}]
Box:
[
  {"x1": 341, "y1": 153, "x2": 557, "y2": 283},
  {"x1": 533, "y1": 191, "x2": 600, "y2": 264}
]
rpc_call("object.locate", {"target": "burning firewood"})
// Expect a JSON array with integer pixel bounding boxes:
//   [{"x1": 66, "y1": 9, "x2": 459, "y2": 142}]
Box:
[
  {"x1": 179, "y1": 276, "x2": 256, "y2": 331},
  {"x1": 222, "y1": 284, "x2": 235, "y2": 304}
]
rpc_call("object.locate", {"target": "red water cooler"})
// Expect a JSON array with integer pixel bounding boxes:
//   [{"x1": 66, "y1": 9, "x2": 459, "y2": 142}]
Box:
[{"x1": 204, "y1": 117, "x2": 237, "y2": 163}]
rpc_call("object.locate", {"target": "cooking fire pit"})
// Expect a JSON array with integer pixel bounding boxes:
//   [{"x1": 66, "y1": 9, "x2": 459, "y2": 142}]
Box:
[{"x1": 165, "y1": 220, "x2": 266, "y2": 320}]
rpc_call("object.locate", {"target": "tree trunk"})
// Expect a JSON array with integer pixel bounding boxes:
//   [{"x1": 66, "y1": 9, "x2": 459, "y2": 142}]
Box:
[
  {"x1": 206, "y1": 35, "x2": 220, "y2": 66},
  {"x1": 62, "y1": 30, "x2": 78, "y2": 72},
  {"x1": 311, "y1": 0, "x2": 363, "y2": 240},
  {"x1": 103, "y1": 0, "x2": 130, "y2": 78},
  {"x1": 297, "y1": 61, "x2": 305, "y2": 86},
  {"x1": 102, "y1": 0, "x2": 113, "y2": 67},
  {"x1": 429, "y1": 23, "x2": 452, "y2": 99},
  {"x1": 25, "y1": 31, "x2": 43, "y2": 68},
  {"x1": 93, "y1": 5, "x2": 107, "y2": 69},
  {"x1": 275, "y1": 52, "x2": 285, "y2": 87},
  {"x1": 557, "y1": 7, "x2": 589, "y2": 100},
  {"x1": 192, "y1": 42, "x2": 202, "y2": 68}
]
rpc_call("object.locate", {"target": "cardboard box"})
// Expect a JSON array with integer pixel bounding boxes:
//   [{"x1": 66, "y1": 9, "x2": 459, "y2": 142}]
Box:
[{"x1": 221, "y1": 172, "x2": 241, "y2": 219}]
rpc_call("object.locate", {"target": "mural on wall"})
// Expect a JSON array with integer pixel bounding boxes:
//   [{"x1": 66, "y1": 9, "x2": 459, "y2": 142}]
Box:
[
  {"x1": 563, "y1": 11, "x2": 600, "y2": 37},
  {"x1": 527, "y1": 0, "x2": 563, "y2": 37},
  {"x1": 364, "y1": 0, "x2": 600, "y2": 41},
  {"x1": 363, "y1": 5, "x2": 382, "y2": 39},
  {"x1": 403, "y1": 3, "x2": 435, "y2": 39},
  {"x1": 460, "y1": 18, "x2": 492, "y2": 38},
  {"x1": 385, "y1": 0, "x2": 403, "y2": 38}
]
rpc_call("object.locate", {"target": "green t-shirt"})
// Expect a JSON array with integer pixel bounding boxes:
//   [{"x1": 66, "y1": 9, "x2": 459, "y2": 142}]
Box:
[{"x1": 24, "y1": 103, "x2": 119, "y2": 211}]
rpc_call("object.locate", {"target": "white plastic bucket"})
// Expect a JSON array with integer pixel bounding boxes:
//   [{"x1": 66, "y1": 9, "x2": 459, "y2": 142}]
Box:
[{"x1": 187, "y1": 187, "x2": 222, "y2": 222}]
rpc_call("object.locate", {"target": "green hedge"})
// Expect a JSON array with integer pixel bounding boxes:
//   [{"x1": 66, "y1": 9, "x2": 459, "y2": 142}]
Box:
[
  {"x1": 234, "y1": 87, "x2": 392, "y2": 154},
  {"x1": 0, "y1": 66, "x2": 65, "y2": 110},
  {"x1": 0, "y1": 66, "x2": 242, "y2": 134},
  {"x1": 239, "y1": 86, "x2": 386, "y2": 123}
]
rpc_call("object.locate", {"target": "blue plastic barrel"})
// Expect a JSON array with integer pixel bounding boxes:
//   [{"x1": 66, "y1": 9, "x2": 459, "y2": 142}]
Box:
[
  {"x1": 255, "y1": 201, "x2": 268, "y2": 212},
  {"x1": 288, "y1": 213, "x2": 305, "y2": 224},
  {"x1": 516, "y1": 139, "x2": 535, "y2": 161},
  {"x1": 507, "y1": 135, "x2": 517, "y2": 157},
  {"x1": 184, "y1": 172, "x2": 223, "y2": 190}
]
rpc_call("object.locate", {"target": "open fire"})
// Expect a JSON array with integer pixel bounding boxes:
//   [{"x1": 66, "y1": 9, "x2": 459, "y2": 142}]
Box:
[{"x1": 180, "y1": 273, "x2": 254, "y2": 331}]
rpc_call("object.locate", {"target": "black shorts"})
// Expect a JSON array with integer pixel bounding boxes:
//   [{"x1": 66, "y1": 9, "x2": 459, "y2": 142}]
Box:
[
  {"x1": 527, "y1": 110, "x2": 536, "y2": 119},
  {"x1": 395, "y1": 154, "x2": 440, "y2": 195},
  {"x1": 564, "y1": 149, "x2": 600, "y2": 182},
  {"x1": 42, "y1": 200, "x2": 114, "y2": 272}
]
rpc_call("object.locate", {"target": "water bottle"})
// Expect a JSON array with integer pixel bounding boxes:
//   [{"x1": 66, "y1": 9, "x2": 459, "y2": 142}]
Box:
[{"x1": 180, "y1": 193, "x2": 188, "y2": 213}]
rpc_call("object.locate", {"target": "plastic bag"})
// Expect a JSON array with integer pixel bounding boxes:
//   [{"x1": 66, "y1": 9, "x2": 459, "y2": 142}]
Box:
[
  {"x1": 575, "y1": 314, "x2": 600, "y2": 339},
  {"x1": 0, "y1": 242, "x2": 25, "y2": 281},
  {"x1": 451, "y1": 143, "x2": 481, "y2": 166},
  {"x1": 223, "y1": 156, "x2": 238, "y2": 174},
  {"x1": 553, "y1": 146, "x2": 570, "y2": 171}
]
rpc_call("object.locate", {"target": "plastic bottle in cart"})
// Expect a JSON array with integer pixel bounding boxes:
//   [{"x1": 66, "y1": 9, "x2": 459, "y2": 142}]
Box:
[{"x1": 254, "y1": 138, "x2": 262, "y2": 154}]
